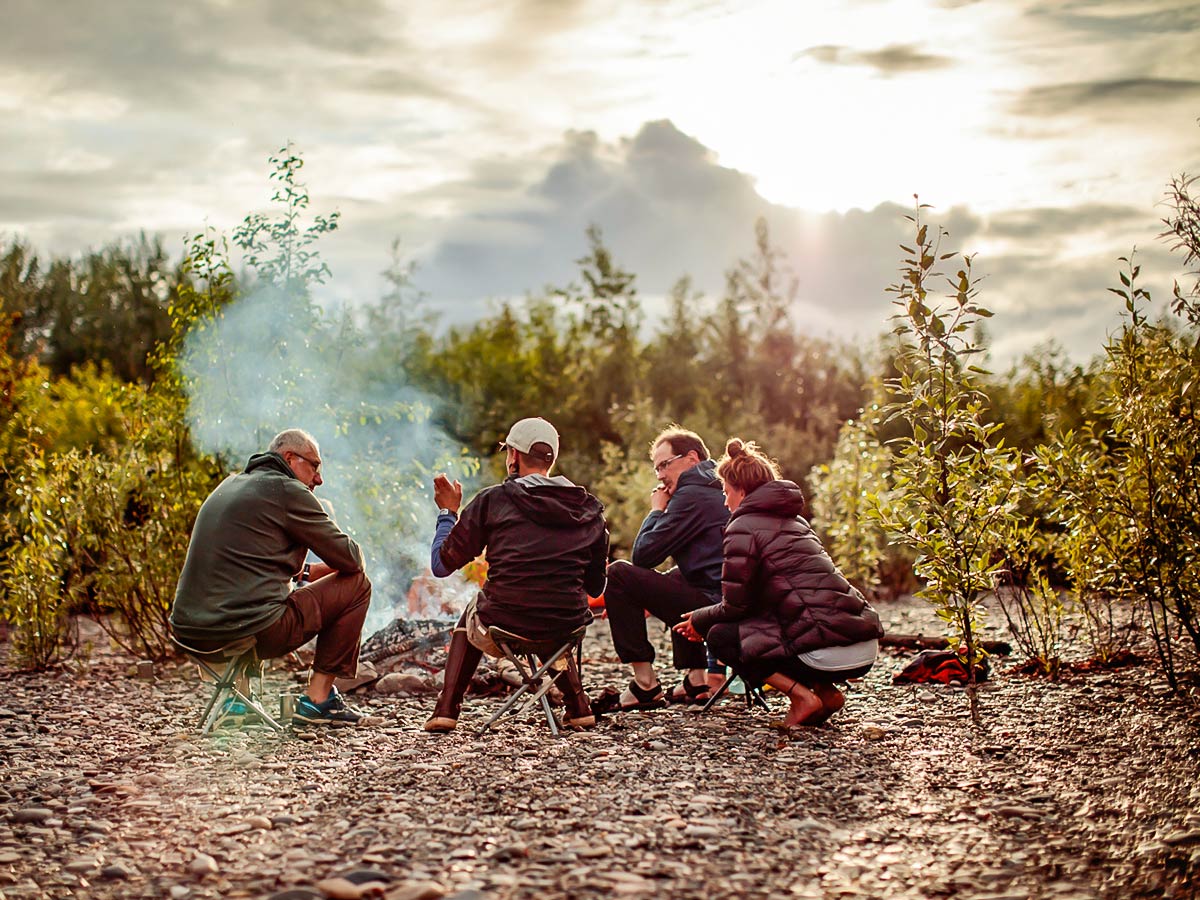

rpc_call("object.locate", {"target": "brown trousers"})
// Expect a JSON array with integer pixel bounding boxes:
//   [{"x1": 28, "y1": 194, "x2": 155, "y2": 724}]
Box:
[{"x1": 254, "y1": 570, "x2": 372, "y2": 678}]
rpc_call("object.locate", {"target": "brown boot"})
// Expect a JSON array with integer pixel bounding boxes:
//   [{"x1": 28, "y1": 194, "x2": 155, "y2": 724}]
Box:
[
  {"x1": 424, "y1": 629, "x2": 483, "y2": 733},
  {"x1": 554, "y1": 659, "x2": 596, "y2": 728}
]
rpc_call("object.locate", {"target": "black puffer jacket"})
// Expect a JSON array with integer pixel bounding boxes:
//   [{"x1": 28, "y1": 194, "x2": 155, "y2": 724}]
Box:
[{"x1": 689, "y1": 480, "x2": 883, "y2": 661}]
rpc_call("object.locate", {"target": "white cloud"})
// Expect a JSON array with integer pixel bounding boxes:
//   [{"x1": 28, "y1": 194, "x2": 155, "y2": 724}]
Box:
[{"x1": 0, "y1": 0, "x2": 1197, "y2": 368}]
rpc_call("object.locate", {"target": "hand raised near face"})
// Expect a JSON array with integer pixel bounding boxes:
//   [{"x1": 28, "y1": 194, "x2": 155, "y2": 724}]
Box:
[{"x1": 433, "y1": 474, "x2": 463, "y2": 514}]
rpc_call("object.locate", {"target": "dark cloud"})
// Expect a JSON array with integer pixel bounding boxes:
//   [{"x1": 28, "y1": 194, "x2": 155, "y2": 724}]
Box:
[
  {"x1": 0, "y1": 0, "x2": 424, "y2": 114},
  {"x1": 985, "y1": 204, "x2": 1141, "y2": 239},
  {"x1": 984, "y1": 237, "x2": 1179, "y2": 364},
  {"x1": 798, "y1": 43, "x2": 954, "y2": 75},
  {"x1": 394, "y1": 119, "x2": 1180, "y2": 364},
  {"x1": 1033, "y1": 2, "x2": 1200, "y2": 37},
  {"x1": 407, "y1": 121, "x2": 981, "y2": 345},
  {"x1": 1016, "y1": 79, "x2": 1200, "y2": 116},
  {"x1": 264, "y1": 0, "x2": 392, "y2": 56}
]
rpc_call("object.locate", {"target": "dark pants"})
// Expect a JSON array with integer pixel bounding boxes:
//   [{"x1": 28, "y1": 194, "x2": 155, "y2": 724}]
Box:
[
  {"x1": 705, "y1": 623, "x2": 872, "y2": 686},
  {"x1": 604, "y1": 560, "x2": 712, "y2": 670},
  {"x1": 254, "y1": 571, "x2": 372, "y2": 678}
]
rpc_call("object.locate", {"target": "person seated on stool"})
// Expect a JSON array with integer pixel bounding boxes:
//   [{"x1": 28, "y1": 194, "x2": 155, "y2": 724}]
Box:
[
  {"x1": 170, "y1": 428, "x2": 372, "y2": 727},
  {"x1": 602, "y1": 425, "x2": 729, "y2": 710},
  {"x1": 424, "y1": 416, "x2": 608, "y2": 733},
  {"x1": 675, "y1": 438, "x2": 883, "y2": 728}
]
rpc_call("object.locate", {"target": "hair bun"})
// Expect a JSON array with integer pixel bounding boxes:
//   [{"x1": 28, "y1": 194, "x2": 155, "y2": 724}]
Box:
[{"x1": 725, "y1": 438, "x2": 745, "y2": 457}]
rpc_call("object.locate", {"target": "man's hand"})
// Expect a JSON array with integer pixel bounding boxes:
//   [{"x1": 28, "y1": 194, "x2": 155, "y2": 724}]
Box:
[
  {"x1": 650, "y1": 484, "x2": 670, "y2": 512},
  {"x1": 433, "y1": 474, "x2": 463, "y2": 514}
]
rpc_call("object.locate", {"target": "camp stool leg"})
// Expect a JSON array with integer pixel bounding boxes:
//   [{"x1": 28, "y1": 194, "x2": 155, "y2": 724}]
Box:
[
  {"x1": 172, "y1": 635, "x2": 285, "y2": 735},
  {"x1": 478, "y1": 624, "x2": 589, "y2": 736}
]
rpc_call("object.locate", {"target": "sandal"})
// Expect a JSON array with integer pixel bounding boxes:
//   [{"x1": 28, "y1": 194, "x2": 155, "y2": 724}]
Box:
[
  {"x1": 590, "y1": 681, "x2": 668, "y2": 714},
  {"x1": 667, "y1": 676, "x2": 712, "y2": 705}
]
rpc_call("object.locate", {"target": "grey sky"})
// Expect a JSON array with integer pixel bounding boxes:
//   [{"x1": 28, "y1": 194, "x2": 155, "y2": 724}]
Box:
[{"x1": 1, "y1": 0, "x2": 1198, "y2": 364}]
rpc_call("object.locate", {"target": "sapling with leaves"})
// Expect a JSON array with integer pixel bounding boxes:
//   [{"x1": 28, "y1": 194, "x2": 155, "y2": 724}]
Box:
[{"x1": 872, "y1": 202, "x2": 1018, "y2": 721}]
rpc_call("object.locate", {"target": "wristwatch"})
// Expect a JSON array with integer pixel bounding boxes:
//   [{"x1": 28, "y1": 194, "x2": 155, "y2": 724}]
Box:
[
  {"x1": 300, "y1": 563, "x2": 311, "y2": 582},
  {"x1": 438, "y1": 508, "x2": 457, "y2": 518}
]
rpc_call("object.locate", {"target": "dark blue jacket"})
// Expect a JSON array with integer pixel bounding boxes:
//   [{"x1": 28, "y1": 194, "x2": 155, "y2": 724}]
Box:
[{"x1": 630, "y1": 459, "x2": 728, "y2": 598}]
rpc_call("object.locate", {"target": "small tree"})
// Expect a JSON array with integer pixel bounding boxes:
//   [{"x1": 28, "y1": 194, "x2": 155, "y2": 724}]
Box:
[{"x1": 874, "y1": 202, "x2": 1018, "y2": 721}]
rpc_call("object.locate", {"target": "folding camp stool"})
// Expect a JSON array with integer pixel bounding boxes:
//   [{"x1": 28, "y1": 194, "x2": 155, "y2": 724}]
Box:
[
  {"x1": 700, "y1": 667, "x2": 770, "y2": 714},
  {"x1": 171, "y1": 634, "x2": 285, "y2": 735},
  {"x1": 478, "y1": 624, "x2": 589, "y2": 737}
]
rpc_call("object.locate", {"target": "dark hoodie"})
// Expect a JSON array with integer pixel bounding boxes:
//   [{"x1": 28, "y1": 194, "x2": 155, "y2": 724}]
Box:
[
  {"x1": 689, "y1": 479, "x2": 884, "y2": 660},
  {"x1": 438, "y1": 475, "x2": 608, "y2": 640},
  {"x1": 171, "y1": 452, "x2": 365, "y2": 643},
  {"x1": 630, "y1": 458, "x2": 729, "y2": 599}
]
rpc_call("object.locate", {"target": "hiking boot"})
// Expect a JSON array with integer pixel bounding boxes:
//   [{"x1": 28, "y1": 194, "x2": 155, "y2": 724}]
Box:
[
  {"x1": 424, "y1": 627, "x2": 483, "y2": 733},
  {"x1": 292, "y1": 688, "x2": 363, "y2": 726}
]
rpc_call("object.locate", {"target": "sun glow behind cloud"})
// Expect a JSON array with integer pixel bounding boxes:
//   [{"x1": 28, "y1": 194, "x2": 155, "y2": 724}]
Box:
[{"x1": 559, "y1": 0, "x2": 1035, "y2": 214}]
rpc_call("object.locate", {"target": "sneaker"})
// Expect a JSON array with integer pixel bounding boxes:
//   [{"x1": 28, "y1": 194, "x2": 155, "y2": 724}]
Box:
[
  {"x1": 292, "y1": 688, "x2": 363, "y2": 726},
  {"x1": 214, "y1": 696, "x2": 273, "y2": 734},
  {"x1": 212, "y1": 697, "x2": 251, "y2": 730}
]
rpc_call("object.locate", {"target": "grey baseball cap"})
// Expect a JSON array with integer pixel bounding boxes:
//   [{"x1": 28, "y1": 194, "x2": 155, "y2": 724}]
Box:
[{"x1": 500, "y1": 417, "x2": 559, "y2": 461}]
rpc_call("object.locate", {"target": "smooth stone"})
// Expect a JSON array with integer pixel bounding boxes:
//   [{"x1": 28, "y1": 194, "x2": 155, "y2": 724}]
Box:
[
  {"x1": 315, "y1": 876, "x2": 366, "y2": 899},
  {"x1": 189, "y1": 852, "x2": 219, "y2": 877},
  {"x1": 341, "y1": 868, "x2": 393, "y2": 884},
  {"x1": 11, "y1": 809, "x2": 53, "y2": 824}
]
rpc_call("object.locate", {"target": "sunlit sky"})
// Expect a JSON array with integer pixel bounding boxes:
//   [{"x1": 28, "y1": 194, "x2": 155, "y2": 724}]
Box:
[{"x1": 3, "y1": 0, "x2": 1200, "y2": 363}]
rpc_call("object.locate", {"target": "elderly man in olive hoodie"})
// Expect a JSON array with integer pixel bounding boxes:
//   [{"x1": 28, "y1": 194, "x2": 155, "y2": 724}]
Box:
[{"x1": 171, "y1": 428, "x2": 372, "y2": 726}]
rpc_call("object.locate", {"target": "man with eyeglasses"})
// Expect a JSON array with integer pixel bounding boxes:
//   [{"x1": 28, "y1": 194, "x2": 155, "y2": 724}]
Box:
[
  {"x1": 600, "y1": 425, "x2": 729, "y2": 711},
  {"x1": 171, "y1": 428, "x2": 372, "y2": 727}
]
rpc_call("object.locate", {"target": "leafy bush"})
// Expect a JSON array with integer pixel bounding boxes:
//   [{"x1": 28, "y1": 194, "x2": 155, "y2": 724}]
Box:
[
  {"x1": 994, "y1": 517, "x2": 1068, "y2": 678},
  {"x1": 1031, "y1": 254, "x2": 1200, "y2": 691},
  {"x1": 872, "y1": 204, "x2": 1018, "y2": 715}
]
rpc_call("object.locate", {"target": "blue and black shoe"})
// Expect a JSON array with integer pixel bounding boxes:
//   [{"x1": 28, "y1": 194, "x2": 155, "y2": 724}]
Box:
[
  {"x1": 212, "y1": 697, "x2": 252, "y2": 730},
  {"x1": 292, "y1": 687, "x2": 363, "y2": 726}
]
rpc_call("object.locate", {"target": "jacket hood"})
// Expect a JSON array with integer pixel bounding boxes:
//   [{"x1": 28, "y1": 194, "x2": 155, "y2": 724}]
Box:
[
  {"x1": 501, "y1": 476, "x2": 606, "y2": 528},
  {"x1": 245, "y1": 451, "x2": 297, "y2": 478},
  {"x1": 731, "y1": 479, "x2": 806, "y2": 521},
  {"x1": 676, "y1": 458, "x2": 723, "y2": 493}
]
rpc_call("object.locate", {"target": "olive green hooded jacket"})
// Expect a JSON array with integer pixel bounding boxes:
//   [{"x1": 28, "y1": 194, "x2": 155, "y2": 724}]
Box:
[{"x1": 170, "y1": 452, "x2": 364, "y2": 643}]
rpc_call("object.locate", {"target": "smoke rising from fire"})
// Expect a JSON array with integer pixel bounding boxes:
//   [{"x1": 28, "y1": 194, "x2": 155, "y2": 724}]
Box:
[{"x1": 180, "y1": 285, "x2": 480, "y2": 633}]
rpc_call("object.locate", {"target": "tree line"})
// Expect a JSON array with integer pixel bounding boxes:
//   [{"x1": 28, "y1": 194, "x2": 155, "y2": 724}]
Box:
[{"x1": 1, "y1": 147, "x2": 1197, "y2": 704}]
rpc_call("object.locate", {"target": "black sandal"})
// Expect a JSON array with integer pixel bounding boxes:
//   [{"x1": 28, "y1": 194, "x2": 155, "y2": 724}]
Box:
[
  {"x1": 589, "y1": 681, "x2": 667, "y2": 715},
  {"x1": 667, "y1": 676, "x2": 712, "y2": 705}
]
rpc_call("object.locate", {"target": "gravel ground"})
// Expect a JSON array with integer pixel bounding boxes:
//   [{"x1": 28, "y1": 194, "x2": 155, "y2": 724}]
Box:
[{"x1": 1, "y1": 598, "x2": 1199, "y2": 900}]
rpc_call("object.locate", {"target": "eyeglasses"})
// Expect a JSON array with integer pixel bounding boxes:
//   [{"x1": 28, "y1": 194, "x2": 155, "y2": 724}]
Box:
[
  {"x1": 653, "y1": 453, "x2": 684, "y2": 475},
  {"x1": 294, "y1": 453, "x2": 322, "y2": 474}
]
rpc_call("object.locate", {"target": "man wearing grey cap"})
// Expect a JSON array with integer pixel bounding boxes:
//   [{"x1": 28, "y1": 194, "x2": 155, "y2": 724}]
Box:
[{"x1": 423, "y1": 417, "x2": 609, "y2": 733}]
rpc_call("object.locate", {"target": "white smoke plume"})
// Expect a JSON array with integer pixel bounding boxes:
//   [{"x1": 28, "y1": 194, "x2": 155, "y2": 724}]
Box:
[{"x1": 180, "y1": 285, "x2": 479, "y2": 634}]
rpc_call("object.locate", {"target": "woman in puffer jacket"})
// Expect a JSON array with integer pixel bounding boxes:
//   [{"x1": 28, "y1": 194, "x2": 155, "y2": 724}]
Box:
[{"x1": 676, "y1": 438, "x2": 884, "y2": 728}]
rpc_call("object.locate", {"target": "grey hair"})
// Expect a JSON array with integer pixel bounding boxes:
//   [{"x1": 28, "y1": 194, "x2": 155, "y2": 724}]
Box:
[{"x1": 269, "y1": 428, "x2": 319, "y2": 456}]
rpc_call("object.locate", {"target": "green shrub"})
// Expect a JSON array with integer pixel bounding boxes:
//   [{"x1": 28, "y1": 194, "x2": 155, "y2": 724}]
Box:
[
  {"x1": 809, "y1": 415, "x2": 910, "y2": 598},
  {"x1": 872, "y1": 204, "x2": 1019, "y2": 718}
]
